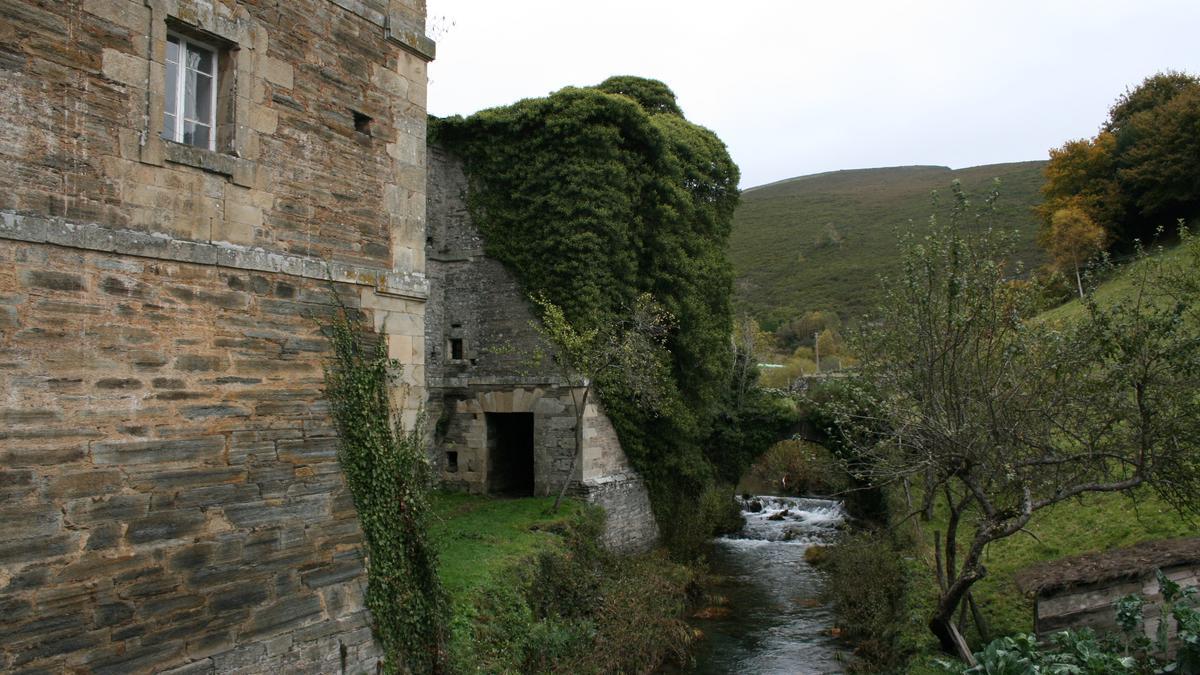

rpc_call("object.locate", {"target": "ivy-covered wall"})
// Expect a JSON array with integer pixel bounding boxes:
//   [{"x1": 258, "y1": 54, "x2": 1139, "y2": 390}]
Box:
[{"x1": 430, "y1": 77, "x2": 745, "y2": 550}]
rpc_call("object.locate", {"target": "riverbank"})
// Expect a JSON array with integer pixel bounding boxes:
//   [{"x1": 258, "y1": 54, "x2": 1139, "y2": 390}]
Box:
[{"x1": 430, "y1": 491, "x2": 700, "y2": 673}]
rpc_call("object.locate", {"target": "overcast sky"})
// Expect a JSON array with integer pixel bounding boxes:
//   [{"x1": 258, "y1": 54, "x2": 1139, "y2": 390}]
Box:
[{"x1": 424, "y1": 0, "x2": 1200, "y2": 189}]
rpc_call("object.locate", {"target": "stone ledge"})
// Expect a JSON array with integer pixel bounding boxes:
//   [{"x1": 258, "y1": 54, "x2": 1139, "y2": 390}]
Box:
[
  {"x1": 0, "y1": 211, "x2": 429, "y2": 300},
  {"x1": 429, "y1": 376, "x2": 564, "y2": 389},
  {"x1": 428, "y1": 248, "x2": 484, "y2": 263},
  {"x1": 163, "y1": 141, "x2": 256, "y2": 188},
  {"x1": 385, "y1": 22, "x2": 436, "y2": 61}
]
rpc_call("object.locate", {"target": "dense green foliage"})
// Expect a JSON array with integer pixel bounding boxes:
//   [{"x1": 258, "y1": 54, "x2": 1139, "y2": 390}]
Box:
[
  {"x1": 431, "y1": 493, "x2": 698, "y2": 673},
  {"x1": 729, "y1": 162, "x2": 1047, "y2": 326},
  {"x1": 432, "y1": 77, "x2": 771, "y2": 552},
  {"x1": 1041, "y1": 71, "x2": 1200, "y2": 248},
  {"x1": 323, "y1": 305, "x2": 448, "y2": 673}
]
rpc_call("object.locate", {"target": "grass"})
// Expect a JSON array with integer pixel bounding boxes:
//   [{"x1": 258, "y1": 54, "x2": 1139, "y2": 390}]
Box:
[
  {"x1": 901, "y1": 489, "x2": 1195, "y2": 650},
  {"x1": 429, "y1": 490, "x2": 585, "y2": 607},
  {"x1": 730, "y1": 162, "x2": 1048, "y2": 328},
  {"x1": 1039, "y1": 243, "x2": 1189, "y2": 323}
]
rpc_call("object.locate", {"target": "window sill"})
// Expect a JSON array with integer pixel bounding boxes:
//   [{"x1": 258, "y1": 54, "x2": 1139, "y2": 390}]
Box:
[{"x1": 162, "y1": 140, "x2": 255, "y2": 187}]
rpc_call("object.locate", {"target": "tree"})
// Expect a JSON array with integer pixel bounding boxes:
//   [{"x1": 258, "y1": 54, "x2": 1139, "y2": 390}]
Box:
[
  {"x1": 530, "y1": 293, "x2": 673, "y2": 510},
  {"x1": 832, "y1": 184, "x2": 1200, "y2": 663},
  {"x1": 1043, "y1": 205, "x2": 1107, "y2": 298},
  {"x1": 1040, "y1": 71, "x2": 1200, "y2": 247},
  {"x1": 1039, "y1": 131, "x2": 1124, "y2": 236}
]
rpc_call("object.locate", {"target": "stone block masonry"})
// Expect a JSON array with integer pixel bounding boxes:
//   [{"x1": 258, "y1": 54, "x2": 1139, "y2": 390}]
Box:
[
  {"x1": 425, "y1": 145, "x2": 660, "y2": 553},
  {"x1": 0, "y1": 242, "x2": 395, "y2": 673},
  {"x1": 0, "y1": 0, "x2": 434, "y2": 672}
]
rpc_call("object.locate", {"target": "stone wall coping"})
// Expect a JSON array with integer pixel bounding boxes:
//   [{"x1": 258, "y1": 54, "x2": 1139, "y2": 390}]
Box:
[
  {"x1": 428, "y1": 249, "x2": 485, "y2": 263},
  {"x1": 0, "y1": 211, "x2": 428, "y2": 300},
  {"x1": 429, "y1": 376, "x2": 567, "y2": 388}
]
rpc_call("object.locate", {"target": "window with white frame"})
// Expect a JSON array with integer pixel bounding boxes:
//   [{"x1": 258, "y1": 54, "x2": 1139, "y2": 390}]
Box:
[{"x1": 162, "y1": 33, "x2": 217, "y2": 150}]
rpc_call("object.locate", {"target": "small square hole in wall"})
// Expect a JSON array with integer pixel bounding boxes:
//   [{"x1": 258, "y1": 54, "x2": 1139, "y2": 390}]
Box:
[
  {"x1": 352, "y1": 110, "x2": 372, "y2": 135},
  {"x1": 446, "y1": 451, "x2": 458, "y2": 473}
]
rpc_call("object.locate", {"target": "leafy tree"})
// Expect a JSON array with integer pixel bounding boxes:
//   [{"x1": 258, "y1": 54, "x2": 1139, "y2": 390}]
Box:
[
  {"x1": 594, "y1": 75, "x2": 684, "y2": 116},
  {"x1": 1039, "y1": 132, "x2": 1125, "y2": 237},
  {"x1": 1040, "y1": 71, "x2": 1200, "y2": 247},
  {"x1": 831, "y1": 184, "x2": 1200, "y2": 662},
  {"x1": 1113, "y1": 84, "x2": 1200, "y2": 226},
  {"x1": 529, "y1": 293, "x2": 673, "y2": 510},
  {"x1": 1042, "y1": 205, "x2": 1108, "y2": 298}
]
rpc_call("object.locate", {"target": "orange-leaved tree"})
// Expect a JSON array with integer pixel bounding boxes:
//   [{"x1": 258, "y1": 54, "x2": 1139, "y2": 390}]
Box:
[{"x1": 1043, "y1": 205, "x2": 1108, "y2": 298}]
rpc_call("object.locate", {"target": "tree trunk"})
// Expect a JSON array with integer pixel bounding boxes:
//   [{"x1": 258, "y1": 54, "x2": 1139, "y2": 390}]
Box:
[
  {"x1": 930, "y1": 615, "x2": 976, "y2": 666},
  {"x1": 929, "y1": 564, "x2": 985, "y2": 664},
  {"x1": 552, "y1": 386, "x2": 589, "y2": 511},
  {"x1": 1074, "y1": 262, "x2": 1085, "y2": 299}
]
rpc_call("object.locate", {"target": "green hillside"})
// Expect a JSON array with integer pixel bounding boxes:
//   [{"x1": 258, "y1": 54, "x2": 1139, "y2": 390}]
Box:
[{"x1": 730, "y1": 162, "x2": 1048, "y2": 327}]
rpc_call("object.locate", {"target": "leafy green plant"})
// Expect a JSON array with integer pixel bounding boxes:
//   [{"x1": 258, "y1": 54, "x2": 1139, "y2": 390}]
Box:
[
  {"x1": 323, "y1": 301, "x2": 448, "y2": 673},
  {"x1": 936, "y1": 572, "x2": 1200, "y2": 675},
  {"x1": 431, "y1": 77, "x2": 750, "y2": 554},
  {"x1": 528, "y1": 292, "x2": 673, "y2": 510}
]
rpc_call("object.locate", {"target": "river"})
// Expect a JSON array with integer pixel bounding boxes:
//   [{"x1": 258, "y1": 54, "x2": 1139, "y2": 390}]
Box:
[{"x1": 685, "y1": 495, "x2": 848, "y2": 674}]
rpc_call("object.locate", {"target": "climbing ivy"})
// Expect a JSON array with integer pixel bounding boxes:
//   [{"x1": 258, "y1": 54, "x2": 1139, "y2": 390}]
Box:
[
  {"x1": 431, "y1": 77, "x2": 747, "y2": 551},
  {"x1": 323, "y1": 302, "x2": 448, "y2": 673}
]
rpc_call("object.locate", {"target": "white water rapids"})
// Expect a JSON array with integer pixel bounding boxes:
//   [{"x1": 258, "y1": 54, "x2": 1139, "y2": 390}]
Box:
[{"x1": 684, "y1": 495, "x2": 848, "y2": 674}]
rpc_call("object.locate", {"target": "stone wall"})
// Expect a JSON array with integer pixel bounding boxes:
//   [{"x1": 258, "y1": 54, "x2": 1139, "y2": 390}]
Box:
[
  {"x1": 1032, "y1": 563, "x2": 1200, "y2": 643},
  {"x1": 0, "y1": 0, "x2": 432, "y2": 672},
  {"x1": 425, "y1": 144, "x2": 660, "y2": 553}
]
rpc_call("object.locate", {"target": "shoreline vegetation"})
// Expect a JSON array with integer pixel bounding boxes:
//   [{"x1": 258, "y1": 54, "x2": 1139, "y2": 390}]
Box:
[{"x1": 430, "y1": 491, "x2": 704, "y2": 674}]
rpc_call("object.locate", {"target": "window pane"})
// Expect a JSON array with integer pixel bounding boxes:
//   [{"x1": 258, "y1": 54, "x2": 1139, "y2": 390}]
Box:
[
  {"x1": 192, "y1": 72, "x2": 212, "y2": 124},
  {"x1": 167, "y1": 36, "x2": 179, "y2": 64},
  {"x1": 164, "y1": 59, "x2": 178, "y2": 118},
  {"x1": 162, "y1": 112, "x2": 176, "y2": 141},
  {"x1": 183, "y1": 121, "x2": 210, "y2": 148},
  {"x1": 183, "y1": 67, "x2": 196, "y2": 119},
  {"x1": 186, "y1": 44, "x2": 214, "y2": 75}
]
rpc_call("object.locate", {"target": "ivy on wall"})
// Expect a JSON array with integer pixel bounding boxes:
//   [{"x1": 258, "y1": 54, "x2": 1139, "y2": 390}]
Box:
[
  {"x1": 323, "y1": 304, "x2": 448, "y2": 673},
  {"x1": 431, "y1": 77, "x2": 746, "y2": 550}
]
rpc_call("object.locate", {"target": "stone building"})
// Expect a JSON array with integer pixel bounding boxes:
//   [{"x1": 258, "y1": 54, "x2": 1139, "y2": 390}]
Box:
[
  {"x1": 1016, "y1": 537, "x2": 1200, "y2": 644},
  {"x1": 0, "y1": 0, "x2": 433, "y2": 672},
  {"x1": 424, "y1": 145, "x2": 660, "y2": 553}
]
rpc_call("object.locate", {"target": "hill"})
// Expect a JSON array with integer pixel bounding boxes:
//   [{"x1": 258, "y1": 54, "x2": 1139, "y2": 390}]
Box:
[{"x1": 730, "y1": 162, "x2": 1048, "y2": 328}]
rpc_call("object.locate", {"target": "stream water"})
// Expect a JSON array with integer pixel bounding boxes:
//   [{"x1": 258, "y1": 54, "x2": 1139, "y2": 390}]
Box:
[{"x1": 685, "y1": 495, "x2": 848, "y2": 674}]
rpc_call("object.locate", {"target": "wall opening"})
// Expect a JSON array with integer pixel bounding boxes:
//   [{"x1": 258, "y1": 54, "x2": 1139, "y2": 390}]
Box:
[
  {"x1": 352, "y1": 110, "x2": 372, "y2": 135},
  {"x1": 485, "y1": 412, "x2": 534, "y2": 496},
  {"x1": 445, "y1": 450, "x2": 458, "y2": 473},
  {"x1": 449, "y1": 337, "x2": 464, "y2": 360}
]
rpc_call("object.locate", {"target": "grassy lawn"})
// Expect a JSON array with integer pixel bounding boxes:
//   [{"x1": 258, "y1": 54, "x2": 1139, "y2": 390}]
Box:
[{"x1": 429, "y1": 490, "x2": 585, "y2": 607}]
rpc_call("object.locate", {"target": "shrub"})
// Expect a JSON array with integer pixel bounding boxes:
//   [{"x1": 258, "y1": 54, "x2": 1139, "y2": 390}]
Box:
[
  {"x1": 448, "y1": 507, "x2": 698, "y2": 674},
  {"x1": 744, "y1": 439, "x2": 849, "y2": 497},
  {"x1": 822, "y1": 530, "x2": 910, "y2": 672}
]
